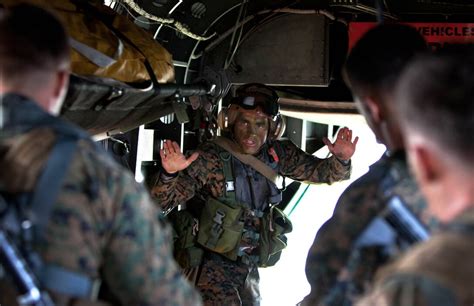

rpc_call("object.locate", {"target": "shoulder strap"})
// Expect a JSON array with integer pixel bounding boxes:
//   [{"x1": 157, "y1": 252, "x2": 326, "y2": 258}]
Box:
[
  {"x1": 32, "y1": 136, "x2": 105, "y2": 300},
  {"x1": 31, "y1": 135, "x2": 79, "y2": 240},
  {"x1": 219, "y1": 150, "x2": 234, "y2": 184},
  {"x1": 218, "y1": 150, "x2": 237, "y2": 202},
  {"x1": 213, "y1": 137, "x2": 279, "y2": 185}
]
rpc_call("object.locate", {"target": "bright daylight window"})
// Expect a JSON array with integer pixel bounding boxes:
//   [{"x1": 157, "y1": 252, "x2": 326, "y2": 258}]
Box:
[{"x1": 259, "y1": 113, "x2": 386, "y2": 306}]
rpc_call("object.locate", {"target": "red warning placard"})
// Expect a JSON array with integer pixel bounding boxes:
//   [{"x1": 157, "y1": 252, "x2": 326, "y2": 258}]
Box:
[{"x1": 348, "y1": 22, "x2": 474, "y2": 50}]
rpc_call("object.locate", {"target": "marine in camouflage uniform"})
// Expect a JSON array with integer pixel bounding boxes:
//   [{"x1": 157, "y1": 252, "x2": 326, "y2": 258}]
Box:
[
  {"x1": 301, "y1": 151, "x2": 438, "y2": 305},
  {"x1": 0, "y1": 4, "x2": 201, "y2": 306},
  {"x1": 153, "y1": 140, "x2": 352, "y2": 214},
  {"x1": 151, "y1": 83, "x2": 358, "y2": 306},
  {"x1": 301, "y1": 24, "x2": 438, "y2": 305},
  {"x1": 356, "y1": 44, "x2": 474, "y2": 306}
]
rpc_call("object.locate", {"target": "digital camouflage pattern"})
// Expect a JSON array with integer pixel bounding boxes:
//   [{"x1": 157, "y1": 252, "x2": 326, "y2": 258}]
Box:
[
  {"x1": 151, "y1": 138, "x2": 351, "y2": 305},
  {"x1": 356, "y1": 209, "x2": 474, "y2": 306},
  {"x1": 0, "y1": 95, "x2": 202, "y2": 306},
  {"x1": 196, "y1": 255, "x2": 260, "y2": 306},
  {"x1": 301, "y1": 151, "x2": 439, "y2": 306}
]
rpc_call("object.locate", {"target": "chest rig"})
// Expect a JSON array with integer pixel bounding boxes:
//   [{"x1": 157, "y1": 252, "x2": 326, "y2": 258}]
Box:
[{"x1": 185, "y1": 141, "x2": 293, "y2": 268}]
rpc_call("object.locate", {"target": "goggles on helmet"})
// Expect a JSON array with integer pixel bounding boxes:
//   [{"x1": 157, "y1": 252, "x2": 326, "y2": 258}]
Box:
[{"x1": 231, "y1": 84, "x2": 280, "y2": 118}]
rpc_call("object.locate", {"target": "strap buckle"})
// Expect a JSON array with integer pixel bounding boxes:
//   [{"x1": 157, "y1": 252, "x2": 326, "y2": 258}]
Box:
[{"x1": 213, "y1": 210, "x2": 226, "y2": 225}]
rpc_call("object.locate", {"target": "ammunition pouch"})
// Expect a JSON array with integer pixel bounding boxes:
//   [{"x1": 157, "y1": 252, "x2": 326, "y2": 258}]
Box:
[
  {"x1": 197, "y1": 197, "x2": 244, "y2": 260},
  {"x1": 258, "y1": 206, "x2": 293, "y2": 267},
  {"x1": 167, "y1": 209, "x2": 203, "y2": 269}
]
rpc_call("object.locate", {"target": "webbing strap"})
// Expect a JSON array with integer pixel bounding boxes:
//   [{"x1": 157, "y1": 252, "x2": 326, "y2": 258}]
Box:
[
  {"x1": 31, "y1": 136, "x2": 79, "y2": 240},
  {"x1": 219, "y1": 150, "x2": 237, "y2": 204},
  {"x1": 70, "y1": 37, "x2": 123, "y2": 68},
  {"x1": 40, "y1": 264, "x2": 101, "y2": 300},
  {"x1": 220, "y1": 151, "x2": 234, "y2": 185},
  {"x1": 213, "y1": 137, "x2": 279, "y2": 185},
  {"x1": 29, "y1": 135, "x2": 101, "y2": 299}
]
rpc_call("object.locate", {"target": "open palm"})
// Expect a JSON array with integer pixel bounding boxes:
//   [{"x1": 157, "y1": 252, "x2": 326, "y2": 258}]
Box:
[
  {"x1": 160, "y1": 140, "x2": 199, "y2": 174},
  {"x1": 322, "y1": 127, "x2": 359, "y2": 161}
]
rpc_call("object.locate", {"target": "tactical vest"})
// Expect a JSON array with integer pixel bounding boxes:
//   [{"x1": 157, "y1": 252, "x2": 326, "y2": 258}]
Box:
[{"x1": 171, "y1": 143, "x2": 293, "y2": 269}]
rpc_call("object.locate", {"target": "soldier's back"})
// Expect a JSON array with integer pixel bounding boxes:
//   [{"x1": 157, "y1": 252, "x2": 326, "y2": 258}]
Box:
[
  {"x1": 303, "y1": 151, "x2": 436, "y2": 305},
  {"x1": 0, "y1": 97, "x2": 201, "y2": 305}
]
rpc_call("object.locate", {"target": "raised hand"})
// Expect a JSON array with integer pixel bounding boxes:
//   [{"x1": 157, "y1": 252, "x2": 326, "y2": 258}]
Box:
[
  {"x1": 160, "y1": 140, "x2": 199, "y2": 174},
  {"x1": 322, "y1": 127, "x2": 359, "y2": 161}
]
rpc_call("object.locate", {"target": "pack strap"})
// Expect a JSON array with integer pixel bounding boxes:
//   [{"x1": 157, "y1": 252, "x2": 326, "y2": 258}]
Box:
[
  {"x1": 39, "y1": 264, "x2": 101, "y2": 301},
  {"x1": 29, "y1": 136, "x2": 104, "y2": 300},
  {"x1": 219, "y1": 150, "x2": 235, "y2": 194},
  {"x1": 31, "y1": 135, "x2": 79, "y2": 239},
  {"x1": 213, "y1": 137, "x2": 280, "y2": 185},
  {"x1": 28, "y1": 134, "x2": 103, "y2": 299}
]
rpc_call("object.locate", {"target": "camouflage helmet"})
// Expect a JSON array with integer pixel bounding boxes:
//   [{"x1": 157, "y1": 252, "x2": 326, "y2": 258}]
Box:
[{"x1": 218, "y1": 83, "x2": 285, "y2": 140}]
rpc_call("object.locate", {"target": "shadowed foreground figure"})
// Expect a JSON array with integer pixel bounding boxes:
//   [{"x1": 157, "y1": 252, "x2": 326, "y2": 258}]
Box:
[
  {"x1": 0, "y1": 4, "x2": 201, "y2": 306},
  {"x1": 357, "y1": 46, "x2": 474, "y2": 306},
  {"x1": 302, "y1": 24, "x2": 438, "y2": 306}
]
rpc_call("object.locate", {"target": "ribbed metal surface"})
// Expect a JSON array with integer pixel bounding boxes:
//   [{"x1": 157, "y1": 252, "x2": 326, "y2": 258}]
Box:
[{"x1": 191, "y1": 2, "x2": 207, "y2": 19}]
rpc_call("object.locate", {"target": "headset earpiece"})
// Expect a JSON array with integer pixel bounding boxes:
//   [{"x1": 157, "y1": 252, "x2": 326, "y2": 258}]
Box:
[
  {"x1": 219, "y1": 84, "x2": 283, "y2": 138},
  {"x1": 217, "y1": 104, "x2": 240, "y2": 132},
  {"x1": 269, "y1": 114, "x2": 286, "y2": 140},
  {"x1": 111, "y1": 138, "x2": 130, "y2": 156},
  {"x1": 217, "y1": 107, "x2": 229, "y2": 131}
]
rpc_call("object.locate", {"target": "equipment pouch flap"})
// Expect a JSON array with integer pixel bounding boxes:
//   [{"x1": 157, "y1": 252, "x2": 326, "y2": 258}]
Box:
[{"x1": 197, "y1": 197, "x2": 244, "y2": 255}]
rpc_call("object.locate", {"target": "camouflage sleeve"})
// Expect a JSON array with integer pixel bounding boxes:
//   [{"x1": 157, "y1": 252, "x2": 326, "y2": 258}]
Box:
[
  {"x1": 150, "y1": 142, "x2": 226, "y2": 212},
  {"x1": 103, "y1": 179, "x2": 202, "y2": 306},
  {"x1": 276, "y1": 140, "x2": 351, "y2": 184},
  {"x1": 42, "y1": 142, "x2": 202, "y2": 306},
  {"x1": 302, "y1": 178, "x2": 383, "y2": 304}
]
